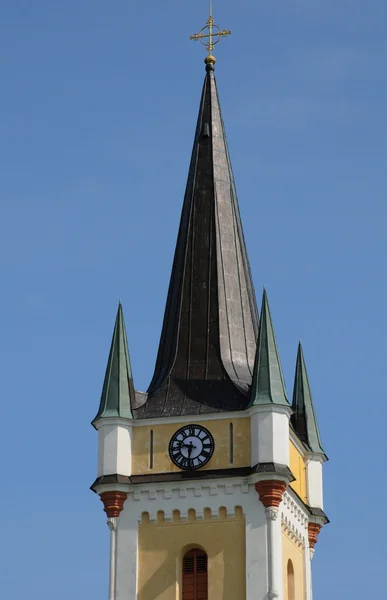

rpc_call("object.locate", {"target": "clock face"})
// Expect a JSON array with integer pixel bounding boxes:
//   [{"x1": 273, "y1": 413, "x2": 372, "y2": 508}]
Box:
[{"x1": 169, "y1": 424, "x2": 215, "y2": 471}]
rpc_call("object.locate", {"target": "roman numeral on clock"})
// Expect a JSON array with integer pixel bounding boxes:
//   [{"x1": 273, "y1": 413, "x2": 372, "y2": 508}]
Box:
[{"x1": 178, "y1": 456, "x2": 189, "y2": 468}]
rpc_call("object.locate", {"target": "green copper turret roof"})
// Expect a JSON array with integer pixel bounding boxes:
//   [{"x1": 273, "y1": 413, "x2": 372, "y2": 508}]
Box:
[
  {"x1": 249, "y1": 289, "x2": 289, "y2": 407},
  {"x1": 92, "y1": 302, "x2": 134, "y2": 424},
  {"x1": 291, "y1": 342, "x2": 325, "y2": 455}
]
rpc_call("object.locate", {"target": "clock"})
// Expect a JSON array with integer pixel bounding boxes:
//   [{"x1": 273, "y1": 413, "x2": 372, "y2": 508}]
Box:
[{"x1": 168, "y1": 424, "x2": 215, "y2": 470}]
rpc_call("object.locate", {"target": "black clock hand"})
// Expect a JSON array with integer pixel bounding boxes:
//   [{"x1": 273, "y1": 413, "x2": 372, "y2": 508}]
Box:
[{"x1": 186, "y1": 441, "x2": 196, "y2": 458}]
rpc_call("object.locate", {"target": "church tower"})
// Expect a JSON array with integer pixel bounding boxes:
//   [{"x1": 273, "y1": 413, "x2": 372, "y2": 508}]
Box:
[{"x1": 91, "y1": 11, "x2": 328, "y2": 600}]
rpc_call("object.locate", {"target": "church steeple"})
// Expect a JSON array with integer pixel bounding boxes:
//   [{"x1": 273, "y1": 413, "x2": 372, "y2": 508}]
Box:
[
  {"x1": 91, "y1": 12, "x2": 329, "y2": 600},
  {"x1": 138, "y1": 60, "x2": 259, "y2": 418}
]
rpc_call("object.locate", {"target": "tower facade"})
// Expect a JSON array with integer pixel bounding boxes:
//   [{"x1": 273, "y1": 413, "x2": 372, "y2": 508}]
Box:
[{"x1": 91, "y1": 25, "x2": 328, "y2": 600}]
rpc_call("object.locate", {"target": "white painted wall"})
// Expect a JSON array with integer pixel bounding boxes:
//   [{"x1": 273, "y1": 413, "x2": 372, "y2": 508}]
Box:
[
  {"x1": 251, "y1": 406, "x2": 290, "y2": 467},
  {"x1": 306, "y1": 458, "x2": 324, "y2": 509},
  {"x1": 97, "y1": 419, "x2": 132, "y2": 477},
  {"x1": 115, "y1": 506, "x2": 138, "y2": 600}
]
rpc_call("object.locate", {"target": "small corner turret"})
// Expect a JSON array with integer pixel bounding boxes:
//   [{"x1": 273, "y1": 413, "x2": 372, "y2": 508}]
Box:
[
  {"x1": 91, "y1": 302, "x2": 134, "y2": 518},
  {"x1": 291, "y1": 341, "x2": 329, "y2": 554},
  {"x1": 250, "y1": 289, "x2": 293, "y2": 506}
]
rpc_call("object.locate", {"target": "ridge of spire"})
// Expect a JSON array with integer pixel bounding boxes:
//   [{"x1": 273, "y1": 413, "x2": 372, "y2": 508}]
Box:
[
  {"x1": 92, "y1": 302, "x2": 134, "y2": 424},
  {"x1": 291, "y1": 342, "x2": 325, "y2": 455},
  {"x1": 249, "y1": 289, "x2": 289, "y2": 407}
]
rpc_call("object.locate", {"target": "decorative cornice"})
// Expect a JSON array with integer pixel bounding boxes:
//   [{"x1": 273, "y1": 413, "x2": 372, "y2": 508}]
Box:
[
  {"x1": 91, "y1": 463, "x2": 294, "y2": 492},
  {"x1": 255, "y1": 480, "x2": 287, "y2": 508},
  {"x1": 93, "y1": 417, "x2": 133, "y2": 430},
  {"x1": 99, "y1": 491, "x2": 128, "y2": 518},
  {"x1": 281, "y1": 521, "x2": 305, "y2": 548},
  {"x1": 249, "y1": 403, "x2": 292, "y2": 417},
  {"x1": 284, "y1": 486, "x2": 329, "y2": 525},
  {"x1": 280, "y1": 492, "x2": 308, "y2": 548},
  {"x1": 140, "y1": 504, "x2": 244, "y2": 525},
  {"x1": 308, "y1": 522, "x2": 322, "y2": 549}
]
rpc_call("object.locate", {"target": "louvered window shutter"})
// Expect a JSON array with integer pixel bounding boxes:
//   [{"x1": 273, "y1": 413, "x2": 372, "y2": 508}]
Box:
[{"x1": 182, "y1": 549, "x2": 208, "y2": 600}]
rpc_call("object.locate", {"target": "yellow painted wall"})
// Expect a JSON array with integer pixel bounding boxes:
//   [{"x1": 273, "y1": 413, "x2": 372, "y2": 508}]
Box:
[
  {"x1": 282, "y1": 529, "x2": 305, "y2": 600},
  {"x1": 138, "y1": 507, "x2": 246, "y2": 600},
  {"x1": 289, "y1": 440, "x2": 307, "y2": 502},
  {"x1": 132, "y1": 418, "x2": 250, "y2": 475}
]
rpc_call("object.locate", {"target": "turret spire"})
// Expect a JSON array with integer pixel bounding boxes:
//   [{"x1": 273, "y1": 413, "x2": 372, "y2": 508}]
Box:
[
  {"x1": 249, "y1": 289, "x2": 289, "y2": 407},
  {"x1": 92, "y1": 302, "x2": 135, "y2": 424},
  {"x1": 137, "y1": 56, "x2": 258, "y2": 418},
  {"x1": 291, "y1": 342, "x2": 325, "y2": 455}
]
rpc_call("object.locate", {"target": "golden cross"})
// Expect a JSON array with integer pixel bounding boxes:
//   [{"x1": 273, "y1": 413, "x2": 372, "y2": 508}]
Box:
[{"x1": 190, "y1": 2, "x2": 231, "y2": 59}]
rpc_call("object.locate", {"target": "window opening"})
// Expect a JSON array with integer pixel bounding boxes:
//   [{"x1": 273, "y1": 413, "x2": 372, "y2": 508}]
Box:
[
  {"x1": 182, "y1": 549, "x2": 208, "y2": 600},
  {"x1": 287, "y1": 559, "x2": 295, "y2": 600}
]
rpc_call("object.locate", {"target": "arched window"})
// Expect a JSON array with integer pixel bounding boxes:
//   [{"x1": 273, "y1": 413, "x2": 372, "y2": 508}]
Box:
[
  {"x1": 287, "y1": 559, "x2": 295, "y2": 600},
  {"x1": 182, "y1": 549, "x2": 208, "y2": 600}
]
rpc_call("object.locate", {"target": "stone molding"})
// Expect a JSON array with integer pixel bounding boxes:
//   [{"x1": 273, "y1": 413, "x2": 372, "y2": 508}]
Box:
[
  {"x1": 282, "y1": 491, "x2": 308, "y2": 528},
  {"x1": 281, "y1": 520, "x2": 305, "y2": 548},
  {"x1": 140, "y1": 505, "x2": 244, "y2": 525},
  {"x1": 280, "y1": 491, "x2": 308, "y2": 548},
  {"x1": 114, "y1": 478, "x2": 267, "y2": 526},
  {"x1": 127, "y1": 479, "x2": 251, "y2": 503}
]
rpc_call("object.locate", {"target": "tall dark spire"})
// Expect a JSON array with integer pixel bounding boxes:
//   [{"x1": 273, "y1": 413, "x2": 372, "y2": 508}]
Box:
[{"x1": 137, "y1": 63, "x2": 258, "y2": 418}]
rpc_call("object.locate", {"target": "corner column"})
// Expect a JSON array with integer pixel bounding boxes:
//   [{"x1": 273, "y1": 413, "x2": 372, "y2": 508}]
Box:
[
  {"x1": 100, "y1": 491, "x2": 128, "y2": 600},
  {"x1": 256, "y1": 481, "x2": 287, "y2": 600},
  {"x1": 306, "y1": 523, "x2": 322, "y2": 600}
]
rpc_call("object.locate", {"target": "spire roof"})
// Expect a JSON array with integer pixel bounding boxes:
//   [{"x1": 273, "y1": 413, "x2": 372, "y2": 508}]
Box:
[
  {"x1": 249, "y1": 289, "x2": 289, "y2": 407},
  {"x1": 291, "y1": 342, "x2": 325, "y2": 455},
  {"x1": 93, "y1": 302, "x2": 135, "y2": 424},
  {"x1": 137, "y1": 63, "x2": 258, "y2": 418}
]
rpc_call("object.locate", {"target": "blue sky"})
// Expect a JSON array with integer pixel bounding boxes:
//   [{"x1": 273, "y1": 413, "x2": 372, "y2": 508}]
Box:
[{"x1": 0, "y1": 1, "x2": 386, "y2": 598}]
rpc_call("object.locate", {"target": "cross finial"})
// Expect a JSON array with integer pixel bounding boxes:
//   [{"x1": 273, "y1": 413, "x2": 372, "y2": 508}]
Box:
[{"x1": 189, "y1": 2, "x2": 231, "y2": 67}]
